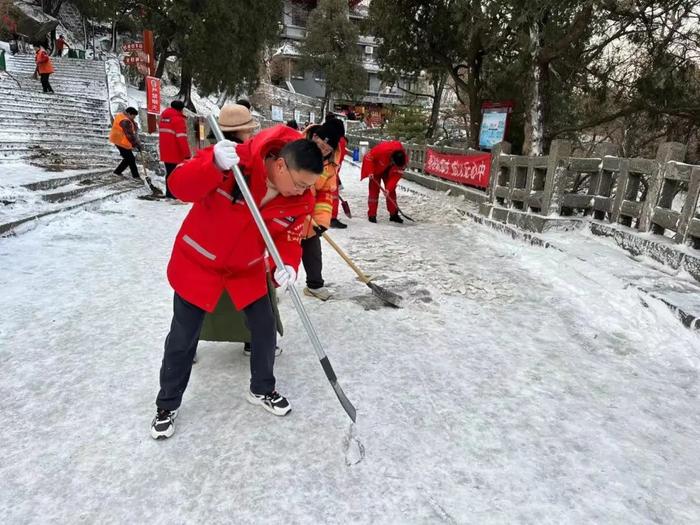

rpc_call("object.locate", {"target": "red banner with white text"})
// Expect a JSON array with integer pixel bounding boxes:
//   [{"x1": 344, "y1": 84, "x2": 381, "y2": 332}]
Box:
[
  {"x1": 146, "y1": 76, "x2": 161, "y2": 115},
  {"x1": 424, "y1": 148, "x2": 491, "y2": 189}
]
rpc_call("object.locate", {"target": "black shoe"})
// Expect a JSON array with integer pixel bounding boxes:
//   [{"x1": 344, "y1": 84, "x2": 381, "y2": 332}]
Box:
[
  {"x1": 389, "y1": 214, "x2": 404, "y2": 224},
  {"x1": 150, "y1": 408, "x2": 178, "y2": 439},
  {"x1": 247, "y1": 390, "x2": 292, "y2": 416},
  {"x1": 368, "y1": 216, "x2": 377, "y2": 223},
  {"x1": 243, "y1": 342, "x2": 282, "y2": 356},
  {"x1": 330, "y1": 218, "x2": 348, "y2": 229}
]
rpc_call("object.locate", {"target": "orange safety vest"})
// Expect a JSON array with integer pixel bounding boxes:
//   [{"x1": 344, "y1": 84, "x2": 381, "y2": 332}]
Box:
[{"x1": 109, "y1": 113, "x2": 134, "y2": 149}]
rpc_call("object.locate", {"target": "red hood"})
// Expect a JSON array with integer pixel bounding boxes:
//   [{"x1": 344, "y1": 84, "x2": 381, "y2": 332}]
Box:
[
  {"x1": 161, "y1": 107, "x2": 183, "y2": 120},
  {"x1": 235, "y1": 125, "x2": 305, "y2": 199}
]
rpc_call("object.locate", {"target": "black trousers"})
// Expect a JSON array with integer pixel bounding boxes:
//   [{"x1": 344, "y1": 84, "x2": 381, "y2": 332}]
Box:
[
  {"x1": 40, "y1": 73, "x2": 53, "y2": 93},
  {"x1": 156, "y1": 292, "x2": 278, "y2": 410},
  {"x1": 115, "y1": 146, "x2": 139, "y2": 178},
  {"x1": 301, "y1": 235, "x2": 324, "y2": 289},
  {"x1": 164, "y1": 162, "x2": 178, "y2": 198}
]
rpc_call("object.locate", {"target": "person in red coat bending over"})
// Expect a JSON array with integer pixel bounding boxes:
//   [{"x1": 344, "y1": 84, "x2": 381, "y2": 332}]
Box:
[
  {"x1": 158, "y1": 100, "x2": 192, "y2": 198},
  {"x1": 361, "y1": 140, "x2": 408, "y2": 223},
  {"x1": 150, "y1": 125, "x2": 324, "y2": 440}
]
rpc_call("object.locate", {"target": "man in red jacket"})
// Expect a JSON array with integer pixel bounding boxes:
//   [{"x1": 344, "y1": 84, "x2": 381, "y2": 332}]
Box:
[
  {"x1": 158, "y1": 100, "x2": 191, "y2": 198},
  {"x1": 151, "y1": 125, "x2": 324, "y2": 439},
  {"x1": 360, "y1": 140, "x2": 408, "y2": 223}
]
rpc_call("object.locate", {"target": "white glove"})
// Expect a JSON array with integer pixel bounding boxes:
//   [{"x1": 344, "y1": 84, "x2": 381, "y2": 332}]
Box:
[
  {"x1": 213, "y1": 140, "x2": 240, "y2": 172},
  {"x1": 274, "y1": 265, "x2": 297, "y2": 291}
]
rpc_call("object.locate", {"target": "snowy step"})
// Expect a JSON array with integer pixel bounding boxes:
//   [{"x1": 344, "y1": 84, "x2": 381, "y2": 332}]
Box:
[
  {"x1": 39, "y1": 175, "x2": 129, "y2": 203},
  {"x1": 0, "y1": 101, "x2": 109, "y2": 119},
  {"x1": 0, "y1": 137, "x2": 115, "y2": 149},
  {"x1": 0, "y1": 132, "x2": 112, "y2": 146},
  {"x1": 0, "y1": 147, "x2": 120, "y2": 163},
  {"x1": 1, "y1": 125, "x2": 111, "y2": 137},
  {"x1": 6, "y1": 57, "x2": 107, "y2": 74},
  {"x1": 0, "y1": 105, "x2": 109, "y2": 122},
  {"x1": 22, "y1": 168, "x2": 115, "y2": 191},
  {"x1": 0, "y1": 88, "x2": 109, "y2": 107},
  {"x1": 0, "y1": 108, "x2": 109, "y2": 125},
  {"x1": 0, "y1": 180, "x2": 142, "y2": 237}
]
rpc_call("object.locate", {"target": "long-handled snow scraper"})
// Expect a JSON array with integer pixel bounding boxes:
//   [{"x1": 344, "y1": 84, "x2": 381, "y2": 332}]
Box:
[
  {"x1": 138, "y1": 150, "x2": 165, "y2": 198},
  {"x1": 378, "y1": 185, "x2": 415, "y2": 222},
  {"x1": 208, "y1": 115, "x2": 357, "y2": 423},
  {"x1": 316, "y1": 225, "x2": 403, "y2": 308}
]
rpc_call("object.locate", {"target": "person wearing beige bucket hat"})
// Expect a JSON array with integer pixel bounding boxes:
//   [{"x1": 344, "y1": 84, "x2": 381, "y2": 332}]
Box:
[{"x1": 218, "y1": 103, "x2": 260, "y2": 143}]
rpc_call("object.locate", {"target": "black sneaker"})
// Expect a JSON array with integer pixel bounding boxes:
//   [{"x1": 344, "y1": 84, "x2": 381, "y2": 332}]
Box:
[
  {"x1": 243, "y1": 343, "x2": 282, "y2": 357},
  {"x1": 368, "y1": 216, "x2": 377, "y2": 223},
  {"x1": 389, "y1": 214, "x2": 404, "y2": 224},
  {"x1": 150, "y1": 408, "x2": 178, "y2": 440},
  {"x1": 330, "y1": 218, "x2": 348, "y2": 229},
  {"x1": 246, "y1": 390, "x2": 291, "y2": 416}
]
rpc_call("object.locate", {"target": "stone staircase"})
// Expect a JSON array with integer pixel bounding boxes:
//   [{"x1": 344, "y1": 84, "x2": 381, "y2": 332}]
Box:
[{"x1": 0, "y1": 53, "x2": 120, "y2": 169}]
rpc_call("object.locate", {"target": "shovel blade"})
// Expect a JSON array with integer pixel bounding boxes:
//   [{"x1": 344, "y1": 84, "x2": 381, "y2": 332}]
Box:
[
  {"x1": 368, "y1": 281, "x2": 403, "y2": 308},
  {"x1": 341, "y1": 199, "x2": 352, "y2": 218}
]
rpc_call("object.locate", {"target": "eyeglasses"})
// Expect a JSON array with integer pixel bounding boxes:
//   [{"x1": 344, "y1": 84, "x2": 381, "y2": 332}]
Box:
[{"x1": 281, "y1": 160, "x2": 314, "y2": 191}]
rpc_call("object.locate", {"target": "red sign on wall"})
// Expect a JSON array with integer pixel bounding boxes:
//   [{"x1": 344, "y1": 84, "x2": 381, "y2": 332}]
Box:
[
  {"x1": 424, "y1": 149, "x2": 491, "y2": 189},
  {"x1": 122, "y1": 42, "x2": 144, "y2": 52},
  {"x1": 146, "y1": 76, "x2": 161, "y2": 115}
]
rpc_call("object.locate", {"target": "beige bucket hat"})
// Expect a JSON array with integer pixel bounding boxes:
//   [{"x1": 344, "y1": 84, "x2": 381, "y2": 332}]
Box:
[{"x1": 218, "y1": 104, "x2": 259, "y2": 132}]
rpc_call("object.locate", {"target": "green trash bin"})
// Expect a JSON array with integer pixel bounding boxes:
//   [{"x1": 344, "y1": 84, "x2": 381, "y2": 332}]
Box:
[
  {"x1": 77, "y1": 49, "x2": 86, "y2": 59},
  {"x1": 66, "y1": 49, "x2": 76, "y2": 58},
  {"x1": 0, "y1": 50, "x2": 5, "y2": 72}
]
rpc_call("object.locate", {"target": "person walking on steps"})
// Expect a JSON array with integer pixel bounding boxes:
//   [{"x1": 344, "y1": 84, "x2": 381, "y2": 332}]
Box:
[
  {"x1": 299, "y1": 122, "x2": 342, "y2": 301},
  {"x1": 198, "y1": 103, "x2": 282, "y2": 359},
  {"x1": 54, "y1": 35, "x2": 69, "y2": 57},
  {"x1": 325, "y1": 115, "x2": 348, "y2": 229},
  {"x1": 109, "y1": 107, "x2": 142, "y2": 179},
  {"x1": 158, "y1": 100, "x2": 191, "y2": 198},
  {"x1": 33, "y1": 45, "x2": 54, "y2": 93},
  {"x1": 361, "y1": 140, "x2": 408, "y2": 224},
  {"x1": 150, "y1": 125, "x2": 323, "y2": 439}
]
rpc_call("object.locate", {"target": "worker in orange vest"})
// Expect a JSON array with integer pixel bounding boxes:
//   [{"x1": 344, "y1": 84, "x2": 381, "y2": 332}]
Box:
[
  {"x1": 109, "y1": 107, "x2": 142, "y2": 179},
  {"x1": 33, "y1": 45, "x2": 54, "y2": 93}
]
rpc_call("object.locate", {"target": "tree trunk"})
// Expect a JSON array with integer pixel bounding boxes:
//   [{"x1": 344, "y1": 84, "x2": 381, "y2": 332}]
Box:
[
  {"x1": 178, "y1": 63, "x2": 195, "y2": 111},
  {"x1": 50, "y1": 28, "x2": 57, "y2": 55},
  {"x1": 110, "y1": 20, "x2": 118, "y2": 53},
  {"x1": 82, "y1": 16, "x2": 88, "y2": 52},
  {"x1": 155, "y1": 52, "x2": 169, "y2": 79},
  {"x1": 525, "y1": 19, "x2": 545, "y2": 155},
  {"x1": 321, "y1": 83, "x2": 331, "y2": 118},
  {"x1": 426, "y1": 73, "x2": 446, "y2": 139},
  {"x1": 216, "y1": 88, "x2": 229, "y2": 108},
  {"x1": 91, "y1": 24, "x2": 97, "y2": 60}
]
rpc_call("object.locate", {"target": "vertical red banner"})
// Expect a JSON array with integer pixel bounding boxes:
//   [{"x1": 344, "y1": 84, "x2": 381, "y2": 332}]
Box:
[{"x1": 146, "y1": 76, "x2": 161, "y2": 115}]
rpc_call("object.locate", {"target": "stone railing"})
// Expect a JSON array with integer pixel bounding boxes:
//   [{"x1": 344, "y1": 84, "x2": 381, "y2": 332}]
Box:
[{"x1": 485, "y1": 140, "x2": 700, "y2": 249}]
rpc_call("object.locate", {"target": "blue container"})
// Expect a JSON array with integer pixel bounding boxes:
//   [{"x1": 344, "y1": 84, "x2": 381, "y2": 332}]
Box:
[{"x1": 352, "y1": 147, "x2": 360, "y2": 162}]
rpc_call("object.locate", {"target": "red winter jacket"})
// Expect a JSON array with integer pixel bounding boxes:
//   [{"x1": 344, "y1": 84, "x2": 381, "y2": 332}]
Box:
[
  {"x1": 337, "y1": 136, "x2": 347, "y2": 172},
  {"x1": 360, "y1": 140, "x2": 406, "y2": 192},
  {"x1": 159, "y1": 107, "x2": 191, "y2": 164},
  {"x1": 166, "y1": 125, "x2": 313, "y2": 312}
]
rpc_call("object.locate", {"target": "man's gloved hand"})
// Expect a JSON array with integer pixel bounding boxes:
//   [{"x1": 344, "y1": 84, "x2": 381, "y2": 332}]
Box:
[
  {"x1": 274, "y1": 265, "x2": 297, "y2": 291},
  {"x1": 313, "y1": 224, "x2": 327, "y2": 236},
  {"x1": 213, "y1": 140, "x2": 240, "y2": 172}
]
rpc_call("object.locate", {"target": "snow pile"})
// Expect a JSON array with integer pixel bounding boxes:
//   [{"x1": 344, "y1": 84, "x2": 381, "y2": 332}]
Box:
[{"x1": 105, "y1": 58, "x2": 128, "y2": 118}]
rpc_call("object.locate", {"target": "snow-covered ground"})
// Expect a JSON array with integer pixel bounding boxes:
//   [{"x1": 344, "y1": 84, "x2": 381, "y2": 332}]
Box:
[{"x1": 1, "y1": 163, "x2": 699, "y2": 524}]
